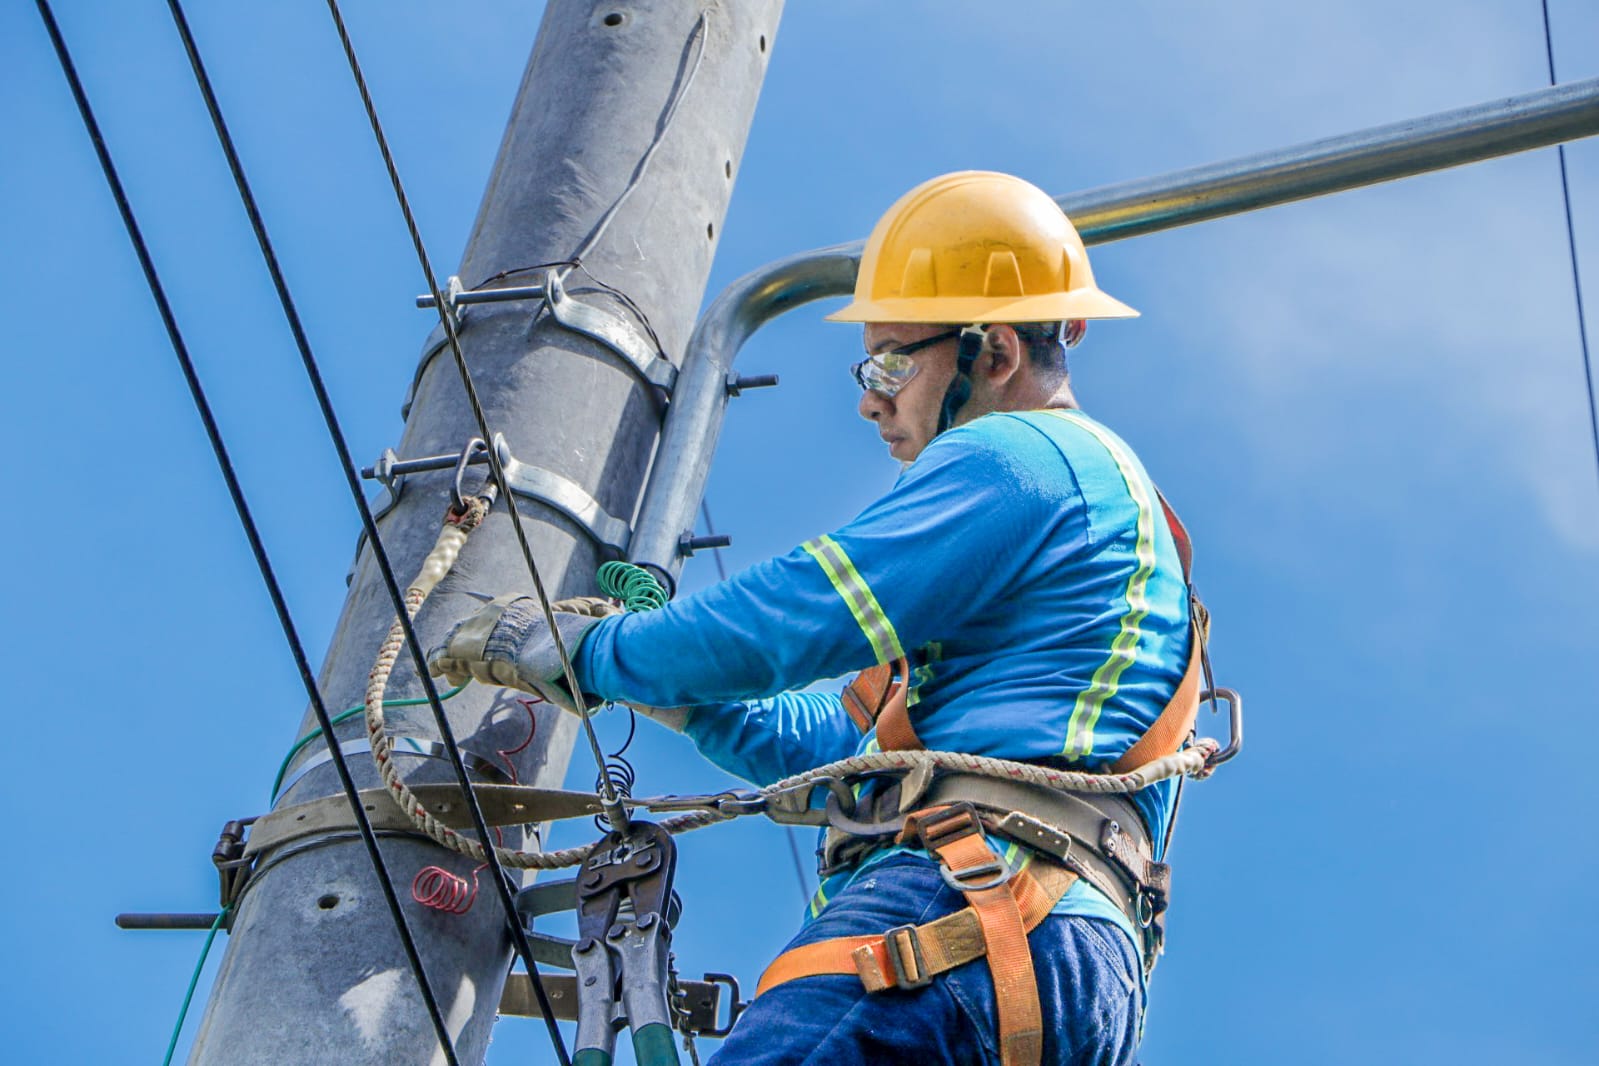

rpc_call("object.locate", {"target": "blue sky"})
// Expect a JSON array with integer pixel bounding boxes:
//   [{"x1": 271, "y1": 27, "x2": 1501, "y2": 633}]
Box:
[{"x1": 4, "y1": 2, "x2": 1598, "y2": 1063}]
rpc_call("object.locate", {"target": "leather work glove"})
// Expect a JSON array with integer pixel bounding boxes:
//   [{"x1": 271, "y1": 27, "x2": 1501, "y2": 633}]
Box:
[{"x1": 428, "y1": 596, "x2": 602, "y2": 712}]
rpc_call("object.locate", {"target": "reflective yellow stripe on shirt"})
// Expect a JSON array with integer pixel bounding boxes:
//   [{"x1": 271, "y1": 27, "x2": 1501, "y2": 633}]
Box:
[
  {"x1": 1043, "y1": 410, "x2": 1159, "y2": 760},
  {"x1": 802, "y1": 534, "x2": 906, "y2": 665}
]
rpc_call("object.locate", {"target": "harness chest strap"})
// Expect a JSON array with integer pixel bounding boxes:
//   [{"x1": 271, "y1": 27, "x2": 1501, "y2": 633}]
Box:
[
  {"x1": 845, "y1": 487, "x2": 1207, "y2": 768},
  {"x1": 757, "y1": 806, "x2": 1075, "y2": 1066}
]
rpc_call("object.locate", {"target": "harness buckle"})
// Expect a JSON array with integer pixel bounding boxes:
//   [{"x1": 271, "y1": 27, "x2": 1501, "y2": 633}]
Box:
[
  {"x1": 901, "y1": 802, "x2": 982, "y2": 851},
  {"x1": 881, "y1": 924, "x2": 932, "y2": 989}
]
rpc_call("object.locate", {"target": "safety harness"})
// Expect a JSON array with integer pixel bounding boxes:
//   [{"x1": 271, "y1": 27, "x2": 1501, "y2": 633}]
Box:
[{"x1": 757, "y1": 490, "x2": 1214, "y2": 1066}]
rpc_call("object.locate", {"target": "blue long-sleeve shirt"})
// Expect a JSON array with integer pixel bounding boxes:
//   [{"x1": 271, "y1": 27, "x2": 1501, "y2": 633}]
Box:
[{"x1": 577, "y1": 408, "x2": 1192, "y2": 926}]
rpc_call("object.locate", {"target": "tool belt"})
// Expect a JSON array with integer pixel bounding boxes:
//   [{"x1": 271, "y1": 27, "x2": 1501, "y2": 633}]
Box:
[{"x1": 817, "y1": 770, "x2": 1171, "y2": 970}]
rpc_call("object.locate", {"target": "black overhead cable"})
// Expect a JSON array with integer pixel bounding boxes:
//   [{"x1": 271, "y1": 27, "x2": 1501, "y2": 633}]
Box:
[
  {"x1": 319, "y1": 0, "x2": 625, "y2": 832},
  {"x1": 158, "y1": 4, "x2": 571, "y2": 1062},
  {"x1": 1540, "y1": 0, "x2": 1599, "y2": 488},
  {"x1": 31, "y1": 4, "x2": 461, "y2": 1063}
]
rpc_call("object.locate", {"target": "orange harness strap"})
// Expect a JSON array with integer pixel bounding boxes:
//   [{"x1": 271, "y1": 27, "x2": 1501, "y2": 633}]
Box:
[{"x1": 756, "y1": 807, "x2": 1075, "y2": 1066}]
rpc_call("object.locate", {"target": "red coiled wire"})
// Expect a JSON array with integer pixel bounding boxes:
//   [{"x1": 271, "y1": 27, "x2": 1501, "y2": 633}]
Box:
[{"x1": 411, "y1": 698, "x2": 540, "y2": 914}]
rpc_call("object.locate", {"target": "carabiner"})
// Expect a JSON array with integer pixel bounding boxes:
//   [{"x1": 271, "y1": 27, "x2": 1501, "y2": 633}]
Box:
[{"x1": 450, "y1": 437, "x2": 490, "y2": 514}]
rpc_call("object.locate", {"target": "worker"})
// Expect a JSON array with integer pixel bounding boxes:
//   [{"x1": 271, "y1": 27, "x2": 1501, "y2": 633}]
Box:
[{"x1": 431, "y1": 171, "x2": 1196, "y2": 1065}]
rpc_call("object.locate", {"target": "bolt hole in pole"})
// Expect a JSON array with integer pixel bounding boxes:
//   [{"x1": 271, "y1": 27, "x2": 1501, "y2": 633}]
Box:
[
  {"x1": 707, "y1": 222, "x2": 715, "y2": 240},
  {"x1": 759, "y1": 34, "x2": 766, "y2": 53},
  {"x1": 317, "y1": 894, "x2": 340, "y2": 910},
  {"x1": 725, "y1": 159, "x2": 732, "y2": 179},
  {"x1": 602, "y1": 11, "x2": 624, "y2": 28}
]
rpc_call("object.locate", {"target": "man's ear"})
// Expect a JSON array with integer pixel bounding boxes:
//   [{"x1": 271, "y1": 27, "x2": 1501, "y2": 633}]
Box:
[{"x1": 982, "y1": 325, "x2": 1024, "y2": 384}]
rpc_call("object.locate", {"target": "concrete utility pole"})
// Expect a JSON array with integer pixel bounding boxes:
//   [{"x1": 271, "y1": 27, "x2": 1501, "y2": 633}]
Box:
[{"x1": 189, "y1": 2, "x2": 784, "y2": 1062}]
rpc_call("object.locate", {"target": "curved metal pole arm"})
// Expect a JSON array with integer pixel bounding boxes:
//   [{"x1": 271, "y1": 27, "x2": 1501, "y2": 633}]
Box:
[{"x1": 630, "y1": 76, "x2": 1599, "y2": 584}]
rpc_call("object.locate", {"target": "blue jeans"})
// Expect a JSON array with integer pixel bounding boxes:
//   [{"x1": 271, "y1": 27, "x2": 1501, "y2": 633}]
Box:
[{"x1": 709, "y1": 855, "x2": 1144, "y2": 1066}]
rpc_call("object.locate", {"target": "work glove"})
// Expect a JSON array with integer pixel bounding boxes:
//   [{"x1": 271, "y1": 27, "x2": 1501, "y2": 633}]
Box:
[{"x1": 428, "y1": 596, "x2": 602, "y2": 712}]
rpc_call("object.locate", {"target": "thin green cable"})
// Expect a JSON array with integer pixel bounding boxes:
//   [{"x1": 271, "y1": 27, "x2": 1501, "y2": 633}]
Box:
[
  {"x1": 270, "y1": 685, "x2": 465, "y2": 800},
  {"x1": 162, "y1": 907, "x2": 229, "y2": 1066}
]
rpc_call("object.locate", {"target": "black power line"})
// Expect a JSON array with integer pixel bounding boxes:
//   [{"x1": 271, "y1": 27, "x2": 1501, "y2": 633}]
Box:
[
  {"x1": 1540, "y1": 0, "x2": 1599, "y2": 488},
  {"x1": 158, "y1": 2, "x2": 572, "y2": 1062},
  {"x1": 31, "y1": 3, "x2": 462, "y2": 1062}
]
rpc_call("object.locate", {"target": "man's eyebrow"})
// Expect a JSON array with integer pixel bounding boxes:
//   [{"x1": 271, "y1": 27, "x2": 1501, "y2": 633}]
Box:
[{"x1": 867, "y1": 335, "x2": 909, "y2": 355}]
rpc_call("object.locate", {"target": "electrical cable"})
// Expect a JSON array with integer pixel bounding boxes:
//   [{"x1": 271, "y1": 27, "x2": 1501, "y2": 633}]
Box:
[
  {"x1": 565, "y1": 11, "x2": 710, "y2": 269},
  {"x1": 1539, "y1": 0, "x2": 1599, "y2": 489},
  {"x1": 161, "y1": 3, "x2": 570, "y2": 1061},
  {"x1": 321, "y1": 0, "x2": 622, "y2": 831},
  {"x1": 161, "y1": 907, "x2": 229, "y2": 1066},
  {"x1": 33, "y1": 5, "x2": 460, "y2": 1062},
  {"x1": 270, "y1": 684, "x2": 465, "y2": 801}
]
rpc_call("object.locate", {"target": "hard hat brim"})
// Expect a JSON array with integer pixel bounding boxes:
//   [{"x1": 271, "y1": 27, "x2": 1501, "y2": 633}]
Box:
[{"x1": 825, "y1": 288, "x2": 1139, "y2": 324}]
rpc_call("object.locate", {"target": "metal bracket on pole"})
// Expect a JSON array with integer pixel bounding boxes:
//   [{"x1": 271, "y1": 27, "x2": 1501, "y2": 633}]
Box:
[
  {"x1": 273, "y1": 734, "x2": 511, "y2": 806},
  {"x1": 402, "y1": 273, "x2": 677, "y2": 417},
  {"x1": 358, "y1": 433, "x2": 633, "y2": 559},
  {"x1": 544, "y1": 271, "x2": 678, "y2": 391}
]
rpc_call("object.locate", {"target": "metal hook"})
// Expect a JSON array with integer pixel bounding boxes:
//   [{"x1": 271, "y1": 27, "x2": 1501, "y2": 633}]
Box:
[{"x1": 450, "y1": 437, "x2": 489, "y2": 514}]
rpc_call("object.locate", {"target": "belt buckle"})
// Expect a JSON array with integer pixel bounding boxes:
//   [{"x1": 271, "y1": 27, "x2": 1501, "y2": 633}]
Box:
[{"x1": 882, "y1": 923, "x2": 931, "y2": 989}]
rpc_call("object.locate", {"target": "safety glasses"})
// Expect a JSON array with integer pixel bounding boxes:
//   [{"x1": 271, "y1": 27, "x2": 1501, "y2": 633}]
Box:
[{"x1": 849, "y1": 328, "x2": 962, "y2": 397}]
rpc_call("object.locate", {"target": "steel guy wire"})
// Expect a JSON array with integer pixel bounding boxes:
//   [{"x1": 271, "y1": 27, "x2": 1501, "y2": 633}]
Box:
[
  {"x1": 1540, "y1": 0, "x2": 1599, "y2": 490},
  {"x1": 160, "y1": 3, "x2": 569, "y2": 1060},
  {"x1": 32, "y1": 5, "x2": 461, "y2": 1062},
  {"x1": 320, "y1": 0, "x2": 623, "y2": 832}
]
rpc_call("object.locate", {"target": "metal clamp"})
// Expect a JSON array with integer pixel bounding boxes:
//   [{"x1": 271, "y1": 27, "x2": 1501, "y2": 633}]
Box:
[
  {"x1": 544, "y1": 270, "x2": 677, "y2": 391},
  {"x1": 274, "y1": 736, "x2": 508, "y2": 805},
  {"x1": 402, "y1": 272, "x2": 674, "y2": 418},
  {"x1": 359, "y1": 432, "x2": 633, "y2": 556}
]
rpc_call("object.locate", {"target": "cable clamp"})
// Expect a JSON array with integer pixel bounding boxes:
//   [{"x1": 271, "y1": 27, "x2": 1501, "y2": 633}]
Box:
[{"x1": 354, "y1": 433, "x2": 633, "y2": 567}]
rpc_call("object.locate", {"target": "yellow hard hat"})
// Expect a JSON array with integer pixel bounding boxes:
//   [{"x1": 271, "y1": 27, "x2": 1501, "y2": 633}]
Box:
[{"x1": 827, "y1": 171, "x2": 1138, "y2": 324}]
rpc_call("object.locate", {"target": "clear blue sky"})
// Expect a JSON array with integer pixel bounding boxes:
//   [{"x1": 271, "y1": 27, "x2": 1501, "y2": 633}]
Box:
[{"x1": 3, "y1": 2, "x2": 1597, "y2": 1063}]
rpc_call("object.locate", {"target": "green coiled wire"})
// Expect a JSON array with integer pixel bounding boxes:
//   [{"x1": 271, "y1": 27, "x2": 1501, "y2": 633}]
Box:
[{"x1": 596, "y1": 560, "x2": 669, "y2": 612}]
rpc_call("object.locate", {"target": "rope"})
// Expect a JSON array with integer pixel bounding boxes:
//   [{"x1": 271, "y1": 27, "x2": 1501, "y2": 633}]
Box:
[
  {"x1": 1539, "y1": 0, "x2": 1599, "y2": 491},
  {"x1": 39, "y1": 3, "x2": 460, "y2": 1058},
  {"x1": 367, "y1": 502, "x2": 1219, "y2": 866}
]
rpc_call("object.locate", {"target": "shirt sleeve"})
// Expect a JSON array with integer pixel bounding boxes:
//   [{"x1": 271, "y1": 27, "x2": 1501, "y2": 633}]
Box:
[
  {"x1": 680, "y1": 692, "x2": 862, "y2": 787},
  {"x1": 575, "y1": 415, "x2": 1061, "y2": 706}
]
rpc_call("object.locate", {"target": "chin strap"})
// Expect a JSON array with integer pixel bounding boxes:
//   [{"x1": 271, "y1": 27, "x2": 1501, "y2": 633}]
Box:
[{"x1": 935, "y1": 325, "x2": 987, "y2": 436}]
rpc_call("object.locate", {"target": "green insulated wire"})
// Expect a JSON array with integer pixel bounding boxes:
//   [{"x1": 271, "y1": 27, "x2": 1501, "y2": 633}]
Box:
[
  {"x1": 162, "y1": 907, "x2": 229, "y2": 1066},
  {"x1": 270, "y1": 685, "x2": 466, "y2": 800},
  {"x1": 596, "y1": 561, "x2": 669, "y2": 612}
]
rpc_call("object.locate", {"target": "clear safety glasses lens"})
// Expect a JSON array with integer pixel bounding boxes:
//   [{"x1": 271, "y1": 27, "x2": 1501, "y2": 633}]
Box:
[
  {"x1": 851, "y1": 351, "x2": 919, "y2": 397},
  {"x1": 849, "y1": 329, "x2": 962, "y2": 397}
]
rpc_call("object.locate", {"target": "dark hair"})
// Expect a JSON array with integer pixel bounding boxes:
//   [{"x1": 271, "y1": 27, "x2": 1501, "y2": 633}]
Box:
[{"x1": 1012, "y1": 322, "x2": 1068, "y2": 373}]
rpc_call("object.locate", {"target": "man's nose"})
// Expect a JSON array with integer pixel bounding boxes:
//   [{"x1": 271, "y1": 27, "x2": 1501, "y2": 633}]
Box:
[{"x1": 858, "y1": 388, "x2": 890, "y2": 422}]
